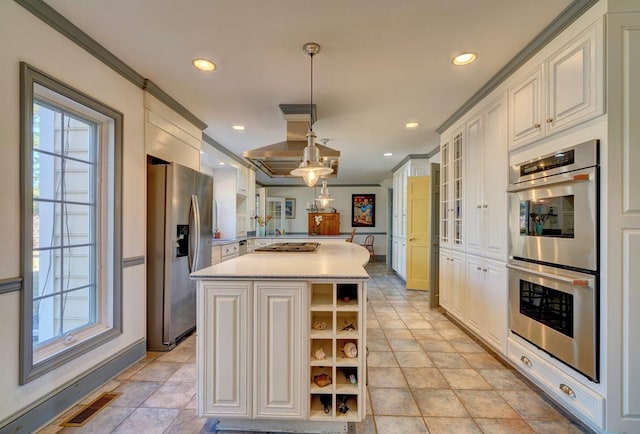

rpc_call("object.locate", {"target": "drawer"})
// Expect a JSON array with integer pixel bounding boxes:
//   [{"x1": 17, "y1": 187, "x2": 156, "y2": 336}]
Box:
[
  {"x1": 507, "y1": 337, "x2": 604, "y2": 430},
  {"x1": 254, "y1": 239, "x2": 272, "y2": 248},
  {"x1": 222, "y1": 242, "x2": 240, "y2": 258}
]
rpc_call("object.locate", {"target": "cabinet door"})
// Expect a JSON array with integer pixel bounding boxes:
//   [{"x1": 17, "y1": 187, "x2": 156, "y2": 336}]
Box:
[
  {"x1": 465, "y1": 114, "x2": 484, "y2": 256},
  {"x1": 198, "y1": 282, "x2": 252, "y2": 417},
  {"x1": 255, "y1": 282, "x2": 306, "y2": 418},
  {"x1": 399, "y1": 239, "x2": 407, "y2": 279},
  {"x1": 509, "y1": 66, "x2": 544, "y2": 148},
  {"x1": 438, "y1": 251, "x2": 450, "y2": 309},
  {"x1": 465, "y1": 256, "x2": 485, "y2": 336},
  {"x1": 449, "y1": 252, "x2": 466, "y2": 321},
  {"x1": 451, "y1": 129, "x2": 464, "y2": 248},
  {"x1": 547, "y1": 20, "x2": 602, "y2": 135},
  {"x1": 483, "y1": 260, "x2": 507, "y2": 353},
  {"x1": 440, "y1": 137, "x2": 451, "y2": 247},
  {"x1": 392, "y1": 238, "x2": 399, "y2": 272},
  {"x1": 482, "y1": 95, "x2": 508, "y2": 260}
]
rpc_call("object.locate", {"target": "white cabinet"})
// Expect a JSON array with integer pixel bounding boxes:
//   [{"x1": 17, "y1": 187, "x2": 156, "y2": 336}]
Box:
[
  {"x1": 509, "y1": 18, "x2": 603, "y2": 149},
  {"x1": 465, "y1": 256, "x2": 507, "y2": 353},
  {"x1": 392, "y1": 158, "x2": 429, "y2": 278},
  {"x1": 438, "y1": 249, "x2": 466, "y2": 321},
  {"x1": 236, "y1": 166, "x2": 249, "y2": 196},
  {"x1": 508, "y1": 337, "x2": 604, "y2": 430},
  {"x1": 255, "y1": 281, "x2": 305, "y2": 418},
  {"x1": 197, "y1": 278, "x2": 367, "y2": 426},
  {"x1": 465, "y1": 94, "x2": 508, "y2": 260},
  {"x1": 440, "y1": 128, "x2": 464, "y2": 249},
  {"x1": 198, "y1": 281, "x2": 252, "y2": 417}
]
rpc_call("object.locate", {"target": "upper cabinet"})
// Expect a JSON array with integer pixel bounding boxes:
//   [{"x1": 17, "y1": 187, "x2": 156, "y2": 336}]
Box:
[
  {"x1": 509, "y1": 18, "x2": 603, "y2": 150},
  {"x1": 440, "y1": 128, "x2": 464, "y2": 250},
  {"x1": 465, "y1": 94, "x2": 508, "y2": 260}
]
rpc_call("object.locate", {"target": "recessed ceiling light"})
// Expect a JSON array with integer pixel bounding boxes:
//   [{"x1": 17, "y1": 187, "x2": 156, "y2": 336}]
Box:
[
  {"x1": 218, "y1": 162, "x2": 226, "y2": 166},
  {"x1": 452, "y1": 52, "x2": 477, "y2": 66},
  {"x1": 384, "y1": 153, "x2": 393, "y2": 157},
  {"x1": 405, "y1": 122, "x2": 420, "y2": 129},
  {"x1": 192, "y1": 58, "x2": 216, "y2": 72},
  {"x1": 232, "y1": 124, "x2": 246, "y2": 131}
]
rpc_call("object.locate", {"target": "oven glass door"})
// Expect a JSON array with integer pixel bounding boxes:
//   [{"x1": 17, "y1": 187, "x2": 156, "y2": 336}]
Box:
[
  {"x1": 508, "y1": 261, "x2": 598, "y2": 381},
  {"x1": 508, "y1": 166, "x2": 597, "y2": 271}
]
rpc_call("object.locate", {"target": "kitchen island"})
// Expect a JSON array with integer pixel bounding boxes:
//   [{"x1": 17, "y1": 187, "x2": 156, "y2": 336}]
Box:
[{"x1": 190, "y1": 240, "x2": 370, "y2": 433}]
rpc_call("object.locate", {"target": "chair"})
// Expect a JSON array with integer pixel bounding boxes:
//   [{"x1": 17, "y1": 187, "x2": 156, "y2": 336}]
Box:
[
  {"x1": 345, "y1": 229, "x2": 356, "y2": 242},
  {"x1": 360, "y1": 235, "x2": 375, "y2": 261}
]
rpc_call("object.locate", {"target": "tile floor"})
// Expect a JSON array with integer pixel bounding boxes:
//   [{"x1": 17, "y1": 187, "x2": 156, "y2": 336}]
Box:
[{"x1": 39, "y1": 261, "x2": 588, "y2": 433}]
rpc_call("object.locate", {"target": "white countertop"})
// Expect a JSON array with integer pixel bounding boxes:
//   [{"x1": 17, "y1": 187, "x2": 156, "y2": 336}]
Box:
[{"x1": 192, "y1": 240, "x2": 370, "y2": 280}]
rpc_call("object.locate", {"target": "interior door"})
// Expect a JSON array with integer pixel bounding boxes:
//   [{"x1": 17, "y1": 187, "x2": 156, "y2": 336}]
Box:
[{"x1": 406, "y1": 176, "x2": 430, "y2": 290}]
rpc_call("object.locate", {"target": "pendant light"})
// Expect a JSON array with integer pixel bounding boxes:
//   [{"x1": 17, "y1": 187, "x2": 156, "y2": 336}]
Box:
[
  {"x1": 316, "y1": 178, "x2": 334, "y2": 208},
  {"x1": 290, "y1": 42, "x2": 333, "y2": 187}
]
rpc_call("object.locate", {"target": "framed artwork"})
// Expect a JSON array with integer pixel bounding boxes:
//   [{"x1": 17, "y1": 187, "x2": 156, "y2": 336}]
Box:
[
  {"x1": 352, "y1": 194, "x2": 375, "y2": 227},
  {"x1": 285, "y1": 198, "x2": 296, "y2": 219}
]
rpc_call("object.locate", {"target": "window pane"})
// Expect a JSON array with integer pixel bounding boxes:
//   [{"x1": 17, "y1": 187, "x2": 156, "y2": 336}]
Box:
[
  {"x1": 63, "y1": 204, "x2": 94, "y2": 245},
  {"x1": 34, "y1": 294, "x2": 60, "y2": 345},
  {"x1": 33, "y1": 151, "x2": 63, "y2": 201},
  {"x1": 61, "y1": 287, "x2": 94, "y2": 334},
  {"x1": 62, "y1": 114, "x2": 94, "y2": 163},
  {"x1": 32, "y1": 249, "x2": 59, "y2": 297},
  {"x1": 33, "y1": 102, "x2": 62, "y2": 154},
  {"x1": 33, "y1": 201, "x2": 61, "y2": 249},
  {"x1": 64, "y1": 159, "x2": 94, "y2": 204},
  {"x1": 62, "y1": 246, "x2": 93, "y2": 290}
]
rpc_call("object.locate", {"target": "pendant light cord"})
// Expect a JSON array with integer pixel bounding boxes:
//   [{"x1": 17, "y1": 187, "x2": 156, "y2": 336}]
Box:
[{"x1": 309, "y1": 52, "x2": 314, "y2": 132}]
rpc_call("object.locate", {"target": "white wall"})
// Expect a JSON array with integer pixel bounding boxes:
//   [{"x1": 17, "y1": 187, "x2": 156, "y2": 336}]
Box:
[
  {"x1": 265, "y1": 185, "x2": 388, "y2": 256},
  {"x1": 0, "y1": 2, "x2": 146, "y2": 423}
]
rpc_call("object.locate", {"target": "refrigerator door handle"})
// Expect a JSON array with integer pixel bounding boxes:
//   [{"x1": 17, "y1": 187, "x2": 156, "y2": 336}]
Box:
[{"x1": 190, "y1": 194, "x2": 201, "y2": 272}]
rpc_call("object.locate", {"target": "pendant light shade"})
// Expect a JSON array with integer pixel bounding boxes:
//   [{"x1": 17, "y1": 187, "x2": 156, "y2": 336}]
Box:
[
  {"x1": 290, "y1": 42, "x2": 333, "y2": 187},
  {"x1": 315, "y1": 178, "x2": 334, "y2": 208},
  {"x1": 290, "y1": 130, "x2": 333, "y2": 187}
]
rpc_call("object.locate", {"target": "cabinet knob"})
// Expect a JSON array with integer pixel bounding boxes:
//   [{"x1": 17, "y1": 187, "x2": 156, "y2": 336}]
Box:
[
  {"x1": 483, "y1": 204, "x2": 488, "y2": 208},
  {"x1": 559, "y1": 383, "x2": 576, "y2": 399},
  {"x1": 534, "y1": 123, "x2": 541, "y2": 129},
  {"x1": 520, "y1": 355, "x2": 532, "y2": 367},
  {"x1": 476, "y1": 205, "x2": 482, "y2": 209},
  {"x1": 483, "y1": 268, "x2": 488, "y2": 272},
  {"x1": 476, "y1": 266, "x2": 482, "y2": 271},
  {"x1": 547, "y1": 118, "x2": 554, "y2": 123}
]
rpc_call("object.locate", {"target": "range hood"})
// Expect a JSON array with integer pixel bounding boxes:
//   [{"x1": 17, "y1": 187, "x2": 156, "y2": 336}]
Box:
[{"x1": 243, "y1": 104, "x2": 340, "y2": 179}]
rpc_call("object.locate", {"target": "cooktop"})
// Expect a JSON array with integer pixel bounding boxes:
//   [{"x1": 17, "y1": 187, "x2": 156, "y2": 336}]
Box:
[{"x1": 254, "y1": 242, "x2": 320, "y2": 253}]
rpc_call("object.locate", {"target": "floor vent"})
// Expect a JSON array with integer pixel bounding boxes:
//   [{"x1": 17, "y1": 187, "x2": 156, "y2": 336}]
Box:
[{"x1": 60, "y1": 392, "x2": 121, "y2": 427}]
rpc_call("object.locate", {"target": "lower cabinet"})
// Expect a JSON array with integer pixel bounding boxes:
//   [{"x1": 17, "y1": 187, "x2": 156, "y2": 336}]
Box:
[
  {"x1": 439, "y1": 249, "x2": 466, "y2": 321},
  {"x1": 198, "y1": 281, "x2": 252, "y2": 417},
  {"x1": 508, "y1": 336, "x2": 604, "y2": 430},
  {"x1": 197, "y1": 279, "x2": 367, "y2": 425},
  {"x1": 392, "y1": 237, "x2": 407, "y2": 280},
  {"x1": 254, "y1": 281, "x2": 305, "y2": 418},
  {"x1": 465, "y1": 255, "x2": 507, "y2": 353}
]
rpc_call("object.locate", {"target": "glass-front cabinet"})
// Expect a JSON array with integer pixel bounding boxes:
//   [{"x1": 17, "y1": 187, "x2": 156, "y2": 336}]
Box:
[{"x1": 440, "y1": 127, "x2": 464, "y2": 249}]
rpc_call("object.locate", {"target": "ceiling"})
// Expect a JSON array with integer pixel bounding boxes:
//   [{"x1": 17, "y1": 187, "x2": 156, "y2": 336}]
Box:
[{"x1": 44, "y1": 0, "x2": 573, "y2": 185}]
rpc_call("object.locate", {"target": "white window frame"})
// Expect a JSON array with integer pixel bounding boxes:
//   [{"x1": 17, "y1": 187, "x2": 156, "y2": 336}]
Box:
[{"x1": 20, "y1": 63, "x2": 123, "y2": 384}]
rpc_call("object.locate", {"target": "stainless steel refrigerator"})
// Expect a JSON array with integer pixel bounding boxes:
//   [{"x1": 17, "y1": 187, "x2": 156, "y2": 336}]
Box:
[{"x1": 147, "y1": 160, "x2": 212, "y2": 351}]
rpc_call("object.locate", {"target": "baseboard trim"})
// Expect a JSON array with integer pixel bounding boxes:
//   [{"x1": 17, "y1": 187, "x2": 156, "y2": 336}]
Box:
[{"x1": 0, "y1": 339, "x2": 146, "y2": 434}]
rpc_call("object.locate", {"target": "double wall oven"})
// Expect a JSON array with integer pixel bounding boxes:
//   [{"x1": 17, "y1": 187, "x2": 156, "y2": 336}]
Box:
[{"x1": 507, "y1": 140, "x2": 599, "y2": 382}]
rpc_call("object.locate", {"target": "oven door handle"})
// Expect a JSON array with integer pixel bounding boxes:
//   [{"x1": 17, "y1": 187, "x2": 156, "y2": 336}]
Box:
[
  {"x1": 506, "y1": 263, "x2": 594, "y2": 288},
  {"x1": 507, "y1": 172, "x2": 592, "y2": 192}
]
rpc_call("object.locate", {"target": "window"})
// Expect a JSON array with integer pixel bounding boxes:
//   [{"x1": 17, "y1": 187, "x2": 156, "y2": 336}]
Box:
[{"x1": 20, "y1": 63, "x2": 123, "y2": 384}]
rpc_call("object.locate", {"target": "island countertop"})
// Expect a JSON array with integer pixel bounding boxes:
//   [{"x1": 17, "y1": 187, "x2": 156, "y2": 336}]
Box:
[{"x1": 191, "y1": 239, "x2": 370, "y2": 280}]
